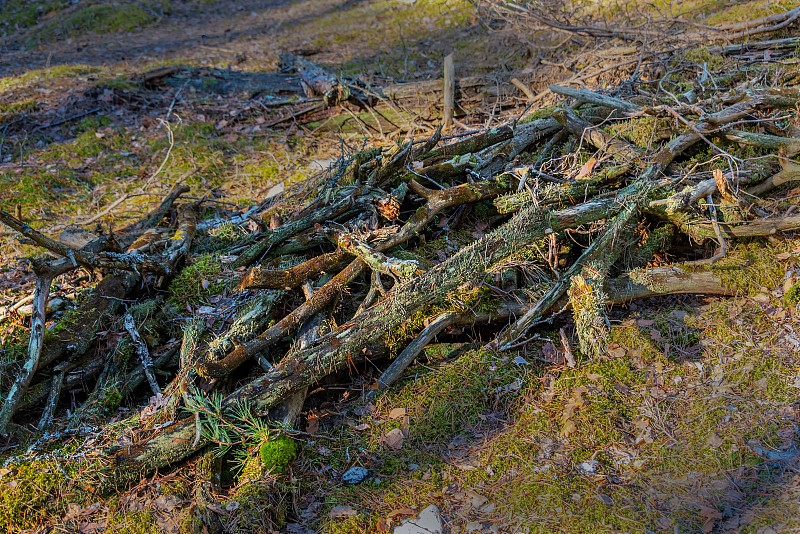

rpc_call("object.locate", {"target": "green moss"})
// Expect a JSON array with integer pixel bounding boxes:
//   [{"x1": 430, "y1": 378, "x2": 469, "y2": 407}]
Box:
[
  {"x1": 178, "y1": 510, "x2": 204, "y2": 534},
  {"x1": 521, "y1": 105, "x2": 559, "y2": 123},
  {"x1": 168, "y1": 254, "x2": 226, "y2": 306},
  {"x1": 378, "y1": 349, "x2": 507, "y2": 444},
  {"x1": 0, "y1": 0, "x2": 69, "y2": 31},
  {"x1": 226, "y1": 476, "x2": 288, "y2": 533},
  {"x1": 0, "y1": 64, "x2": 102, "y2": 92},
  {"x1": 681, "y1": 46, "x2": 725, "y2": 71},
  {"x1": 606, "y1": 116, "x2": 674, "y2": 149},
  {"x1": 783, "y1": 282, "x2": 800, "y2": 306},
  {"x1": 704, "y1": 0, "x2": 800, "y2": 25},
  {"x1": 96, "y1": 76, "x2": 139, "y2": 92},
  {"x1": 109, "y1": 511, "x2": 161, "y2": 534},
  {"x1": 708, "y1": 240, "x2": 793, "y2": 294},
  {"x1": 259, "y1": 435, "x2": 297, "y2": 474},
  {"x1": 0, "y1": 461, "x2": 79, "y2": 532},
  {"x1": 33, "y1": 2, "x2": 163, "y2": 41}
]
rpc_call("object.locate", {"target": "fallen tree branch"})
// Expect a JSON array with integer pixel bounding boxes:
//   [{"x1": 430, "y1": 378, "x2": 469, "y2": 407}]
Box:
[
  {"x1": 376, "y1": 312, "x2": 457, "y2": 391},
  {"x1": 0, "y1": 210, "x2": 168, "y2": 275},
  {"x1": 124, "y1": 313, "x2": 162, "y2": 397}
]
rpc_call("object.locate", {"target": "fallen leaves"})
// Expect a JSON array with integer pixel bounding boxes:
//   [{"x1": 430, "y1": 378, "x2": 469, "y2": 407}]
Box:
[
  {"x1": 560, "y1": 386, "x2": 587, "y2": 437},
  {"x1": 384, "y1": 428, "x2": 405, "y2": 450}
]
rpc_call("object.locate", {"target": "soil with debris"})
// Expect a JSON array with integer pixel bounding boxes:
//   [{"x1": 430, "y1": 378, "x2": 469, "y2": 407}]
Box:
[{"x1": 2, "y1": 1, "x2": 800, "y2": 533}]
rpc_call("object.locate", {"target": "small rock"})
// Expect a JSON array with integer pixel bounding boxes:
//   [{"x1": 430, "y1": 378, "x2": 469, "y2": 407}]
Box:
[
  {"x1": 18, "y1": 298, "x2": 64, "y2": 316},
  {"x1": 329, "y1": 505, "x2": 357, "y2": 518},
  {"x1": 342, "y1": 466, "x2": 369, "y2": 484},
  {"x1": 265, "y1": 182, "x2": 285, "y2": 199},
  {"x1": 393, "y1": 505, "x2": 442, "y2": 534},
  {"x1": 578, "y1": 460, "x2": 599, "y2": 474}
]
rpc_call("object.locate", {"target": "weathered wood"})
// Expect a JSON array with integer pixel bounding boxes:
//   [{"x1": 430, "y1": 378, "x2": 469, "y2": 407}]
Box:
[
  {"x1": 494, "y1": 189, "x2": 644, "y2": 350},
  {"x1": 550, "y1": 84, "x2": 642, "y2": 115},
  {"x1": 232, "y1": 193, "x2": 362, "y2": 268},
  {"x1": 238, "y1": 250, "x2": 352, "y2": 290},
  {"x1": 443, "y1": 53, "x2": 455, "y2": 130},
  {"x1": 124, "y1": 314, "x2": 162, "y2": 397},
  {"x1": 0, "y1": 267, "x2": 57, "y2": 435},
  {"x1": 553, "y1": 107, "x2": 642, "y2": 163},
  {"x1": 377, "y1": 312, "x2": 457, "y2": 391},
  {"x1": 113, "y1": 180, "x2": 652, "y2": 479},
  {"x1": 0, "y1": 209, "x2": 168, "y2": 275}
]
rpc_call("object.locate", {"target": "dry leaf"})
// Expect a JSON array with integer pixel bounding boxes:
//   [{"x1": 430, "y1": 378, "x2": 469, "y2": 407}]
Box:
[
  {"x1": 386, "y1": 508, "x2": 415, "y2": 519},
  {"x1": 306, "y1": 415, "x2": 319, "y2": 434},
  {"x1": 561, "y1": 419, "x2": 577, "y2": 437},
  {"x1": 607, "y1": 344, "x2": 626, "y2": 359},
  {"x1": 385, "y1": 428, "x2": 404, "y2": 450},
  {"x1": 575, "y1": 157, "x2": 597, "y2": 180},
  {"x1": 389, "y1": 408, "x2": 406, "y2": 419},
  {"x1": 706, "y1": 433, "x2": 725, "y2": 449}
]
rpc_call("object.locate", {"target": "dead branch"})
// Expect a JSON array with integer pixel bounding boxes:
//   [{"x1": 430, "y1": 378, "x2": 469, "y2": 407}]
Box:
[
  {"x1": 0, "y1": 209, "x2": 167, "y2": 275},
  {"x1": 376, "y1": 312, "x2": 458, "y2": 391},
  {"x1": 124, "y1": 313, "x2": 162, "y2": 397}
]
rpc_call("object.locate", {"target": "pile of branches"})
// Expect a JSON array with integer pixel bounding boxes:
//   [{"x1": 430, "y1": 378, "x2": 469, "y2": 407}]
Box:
[{"x1": 1, "y1": 71, "x2": 800, "y2": 493}]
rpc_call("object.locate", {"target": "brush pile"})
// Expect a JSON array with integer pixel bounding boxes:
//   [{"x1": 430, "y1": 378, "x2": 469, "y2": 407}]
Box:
[{"x1": 2, "y1": 43, "x2": 800, "y2": 505}]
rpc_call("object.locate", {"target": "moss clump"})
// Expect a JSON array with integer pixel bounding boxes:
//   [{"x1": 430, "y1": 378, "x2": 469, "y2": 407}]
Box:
[
  {"x1": 569, "y1": 273, "x2": 609, "y2": 360},
  {"x1": 681, "y1": 46, "x2": 725, "y2": 71},
  {"x1": 36, "y1": 3, "x2": 160, "y2": 39},
  {"x1": 0, "y1": 0, "x2": 68, "y2": 30},
  {"x1": 520, "y1": 105, "x2": 558, "y2": 123},
  {"x1": 109, "y1": 511, "x2": 161, "y2": 534},
  {"x1": 226, "y1": 477, "x2": 288, "y2": 533},
  {"x1": 710, "y1": 240, "x2": 792, "y2": 294},
  {"x1": 783, "y1": 282, "x2": 800, "y2": 307},
  {"x1": 259, "y1": 435, "x2": 297, "y2": 474},
  {"x1": 605, "y1": 116, "x2": 674, "y2": 149},
  {"x1": 168, "y1": 254, "x2": 226, "y2": 306},
  {"x1": 0, "y1": 461, "x2": 74, "y2": 532},
  {"x1": 380, "y1": 349, "x2": 508, "y2": 444}
]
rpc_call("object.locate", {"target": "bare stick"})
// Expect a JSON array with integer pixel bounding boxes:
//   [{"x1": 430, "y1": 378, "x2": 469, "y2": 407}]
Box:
[
  {"x1": 355, "y1": 270, "x2": 385, "y2": 316},
  {"x1": 377, "y1": 312, "x2": 457, "y2": 391},
  {"x1": 124, "y1": 313, "x2": 162, "y2": 397},
  {"x1": 337, "y1": 232, "x2": 421, "y2": 278},
  {"x1": 443, "y1": 53, "x2": 455, "y2": 130},
  {"x1": 0, "y1": 265, "x2": 60, "y2": 435},
  {"x1": 550, "y1": 84, "x2": 642, "y2": 115},
  {"x1": 37, "y1": 363, "x2": 67, "y2": 432},
  {"x1": 511, "y1": 78, "x2": 537, "y2": 102}
]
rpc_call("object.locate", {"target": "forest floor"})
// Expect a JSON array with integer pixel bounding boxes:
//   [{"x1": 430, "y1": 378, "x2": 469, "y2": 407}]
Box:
[{"x1": 2, "y1": 1, "x2": 800, "y2": 533}]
